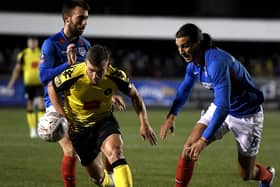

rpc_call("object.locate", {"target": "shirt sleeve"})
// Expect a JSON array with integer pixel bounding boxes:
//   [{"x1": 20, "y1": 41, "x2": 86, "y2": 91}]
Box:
[
  {"x1": 202, "y1": 54, "x2": 231, "y2": 140},
  {"x1": 107, "y1": 68, "x2": 132, "y2": 95},
  {"x1": 52, "y1": 66, "x2": 83, "y2": 92},
  {"x1": 168, "y1": 64, "x2": 196, "y2": 116},
  {"x1": 17, "y1": 50, "x2": 25, "y2": 65},
  {"x1": 39, "y1": 39, "x2": 69, "y2": 85}
]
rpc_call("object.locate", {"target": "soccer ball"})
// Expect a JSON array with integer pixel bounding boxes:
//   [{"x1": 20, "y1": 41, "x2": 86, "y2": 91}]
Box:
[{"x1": 37, "y1": 111, "x2": 68, "y2": 142}]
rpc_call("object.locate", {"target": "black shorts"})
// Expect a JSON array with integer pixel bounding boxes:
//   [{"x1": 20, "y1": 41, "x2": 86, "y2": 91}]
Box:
[
  {"x1": 24, "y1": 85, "x2": 44, "y2": 100},
  {"x1": 69, "y1": 114, "x2": 121, "y2": 166}
]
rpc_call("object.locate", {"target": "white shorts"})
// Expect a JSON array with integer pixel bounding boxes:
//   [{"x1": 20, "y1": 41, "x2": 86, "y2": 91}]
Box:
[
  {"x1": 46, "y1": 105, "x2": 56, "y2": 112},
  {"x1": 198, "y1": 103, "x2": 263, "y2": 157}
]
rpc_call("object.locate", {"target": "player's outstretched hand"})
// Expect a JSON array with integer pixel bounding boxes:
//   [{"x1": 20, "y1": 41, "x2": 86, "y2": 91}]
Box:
[
  {"x1": 184, "y1": 138, "x2": 207, "y2": 161},
  {"x1": 112, "y1": 95, "x2": 126, "y2": 111},
  {"x1": 66, "y1": 43, "x2": 77, "y2": 65},
  {"x1": 160, "y1": 114, "x2": 175, "y2": 142},
  {"x1": 140, "y1": 123, "x2": 158, "y2": 145}
]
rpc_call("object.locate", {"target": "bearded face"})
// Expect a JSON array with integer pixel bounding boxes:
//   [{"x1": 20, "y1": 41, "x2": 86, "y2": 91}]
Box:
[{"x1": 64, "y1": 6, "x2": 88, "y2": 38}]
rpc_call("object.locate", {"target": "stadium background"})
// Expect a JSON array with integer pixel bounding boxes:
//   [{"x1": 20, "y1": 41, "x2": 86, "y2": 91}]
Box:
[
  {"x1": 1, "y1": 0, "x2": 280, "y2": 109},
  {"x1": 0, "y1": 1, "x2": 279, "y2": 186}
]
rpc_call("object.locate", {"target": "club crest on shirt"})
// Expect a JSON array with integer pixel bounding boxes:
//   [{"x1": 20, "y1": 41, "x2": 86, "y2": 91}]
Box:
[{"x1": 78, "y1": 47, "x2": 86, "y2": 57}]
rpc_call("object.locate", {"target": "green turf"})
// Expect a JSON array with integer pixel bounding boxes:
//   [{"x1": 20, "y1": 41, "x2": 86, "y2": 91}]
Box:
[{"x1": 0, "y1": 108, "x2": 279, "y2": 187}]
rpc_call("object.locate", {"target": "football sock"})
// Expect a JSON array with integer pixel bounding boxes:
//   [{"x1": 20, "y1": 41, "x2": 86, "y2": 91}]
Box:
[
  {"x1": 26, "y1": 110, "x2": 36, "y2": 129},
  {"x1": 175, "y1": 156, "x2": 195, "y2": 187},
  {"x1": 100, "y1": 170, "x2": 114, "y2": 187},
  {"x1": 112, "y1": 159, "x2": 133, "y2": 187},
  {"x1": 37, "y1": 110, "x2": 45, "y2": 122},
  {"x1": 61, "y1": 155, "x2": 76, "y2": 187},
  {"x1": 104, "y1": 157, "x2": 113, "y2": 174},
  {"x1": 255, "y1": 163, "x2": 273, "y2": 183}
]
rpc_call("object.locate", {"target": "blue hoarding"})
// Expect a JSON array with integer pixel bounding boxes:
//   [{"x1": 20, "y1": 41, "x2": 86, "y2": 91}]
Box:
[{"x1": 0, "y1": 79, "x2": 25, "y2": 106}]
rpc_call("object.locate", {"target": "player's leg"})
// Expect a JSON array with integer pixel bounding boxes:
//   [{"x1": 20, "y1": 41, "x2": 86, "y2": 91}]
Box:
[
  {"x1": 46, "y1": 105, "x2": 77, "y2": 187},
  {"x1": 37, "y1": 96, "x2": 45, "y2": 121},
  {"x1": 175, "y1": 123, "x2": 205, "y2": 187},
  {"x1": 36, "y1": 86, "x2": 45, "y2": 122},
  {"x1": 26, "y1": 100, "x2": 37, "y2": 137},
  {"x1": 237, "y1": 153, "x2": 275, "y2": 187},
  {"x1": 102, "y1": 133, "x2": 133, "y2": 187},
  {"x1": 25, "y1": 86, "x2": 37, "y2": 138},
  {"x1": 86, "y1": 153, "x2": 114, "y2": 187},
  {"x1": 175, "y1": 103, "x2": 221, "y2": 187},
  {"x1": 229, "y1": 109, "x2": 275, "y2": 186},
  {"x1": 237, "y1": 153, "x2": 274, "y2": 183},
  {"x1": 104, "y1": 155, "x2": 114, "y2": 174},
  {"x1": 68, "y1": 119, "x2": 115, "y2": 187},
  {"x1": 58, "y1": 133, "x2": 77, "y2": 187}
]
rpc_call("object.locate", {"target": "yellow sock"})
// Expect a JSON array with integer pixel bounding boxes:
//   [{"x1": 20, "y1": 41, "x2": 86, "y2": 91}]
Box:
[
  {"x1": 113, "y1": 164, "x2": 133, "y2": 187},
  {"x1": 100, "y1": 170, "x2": 114, "y2": 187},
  {"x1": 26, "y1": 111, "x2": 36, "y2": 129},
  {"x1": 37, "y1": 110, "x2": 45, "y2": 122}
]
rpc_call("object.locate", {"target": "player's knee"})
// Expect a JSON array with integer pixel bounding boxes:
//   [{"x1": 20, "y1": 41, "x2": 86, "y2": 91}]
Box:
[
  {"x1": 62, "y1": 145, "x2": 76, "y2": 156},
  {"x1": 59, "y1": 138, "x2": 75, "y2": 156},
  {"x1": 109, "y1": 145, "x2": 124, "y2": 162},
  {"x1": 63, "y1": 149, "x2": 76, "y2": 157}
]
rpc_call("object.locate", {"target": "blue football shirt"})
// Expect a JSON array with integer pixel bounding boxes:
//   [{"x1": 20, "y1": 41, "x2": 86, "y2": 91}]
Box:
[
  {"x1": 39, "y1": 29, "x2": 91, "y2": 108},
  {"x1": 169, "y1": 47, "x2": 264, "y2": 139}
]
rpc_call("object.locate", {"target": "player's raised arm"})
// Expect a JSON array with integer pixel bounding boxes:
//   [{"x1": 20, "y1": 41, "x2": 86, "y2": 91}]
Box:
[{"x1": 128, "y1": 84, "x2": 158, "y2": 145}]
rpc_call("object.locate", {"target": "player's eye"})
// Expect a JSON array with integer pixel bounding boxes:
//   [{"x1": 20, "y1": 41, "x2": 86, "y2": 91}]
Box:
[
  {"x1": 182, "y1": 43, "x2": 191, "y2": 48},
  {"x1": 77, "y1": 15, "x2": 88, "y2": 22}
]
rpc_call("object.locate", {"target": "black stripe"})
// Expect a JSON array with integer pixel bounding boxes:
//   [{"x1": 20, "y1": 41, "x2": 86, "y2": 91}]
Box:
[{"x1": 111, "y1": 159, "x2": 127, "y2": 168}]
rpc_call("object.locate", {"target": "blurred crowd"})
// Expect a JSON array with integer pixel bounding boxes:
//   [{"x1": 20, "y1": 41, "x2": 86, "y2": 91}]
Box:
[
  {"x1": 1, "y1": 43, "x2": 280, "y2": 78},
  {"x1": 112, "y1": 49, "x2": 280, "y2": 78},
  {"x1": 239, "y1": 53, "x2": 280, "y2": 77}
]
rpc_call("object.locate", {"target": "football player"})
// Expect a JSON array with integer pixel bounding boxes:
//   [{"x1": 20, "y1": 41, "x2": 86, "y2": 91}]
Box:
[
  {"x1": 39, "y1": 1, "x2": 123, "y2": 186},
  {"x1": 160, "y1": 23, "x2": 275, "y2": 187},
  {"x1": 7, "y1": 36, "x2": 44, "y2": 138},
  {"x1": 48, "y1": 44, "x2": 158, "y2": 187}
]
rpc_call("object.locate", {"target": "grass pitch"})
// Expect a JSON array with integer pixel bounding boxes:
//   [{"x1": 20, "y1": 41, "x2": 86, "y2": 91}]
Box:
[{"x1": 0, "y1": 108, "x2": 279, "y2": 187}]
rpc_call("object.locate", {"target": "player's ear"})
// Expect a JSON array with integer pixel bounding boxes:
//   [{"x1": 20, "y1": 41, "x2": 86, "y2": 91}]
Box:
[{"x1": 64, "y1": 16, "x2": 70, "y2": 24}]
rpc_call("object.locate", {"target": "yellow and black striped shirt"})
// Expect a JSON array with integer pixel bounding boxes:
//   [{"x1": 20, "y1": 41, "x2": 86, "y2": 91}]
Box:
[
  {"x1": 18, "y1": 47, "x2": 41, "y2": 85},
  {"x1": 52, "y1": 63, "x2": 132, "y2": 130}
]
